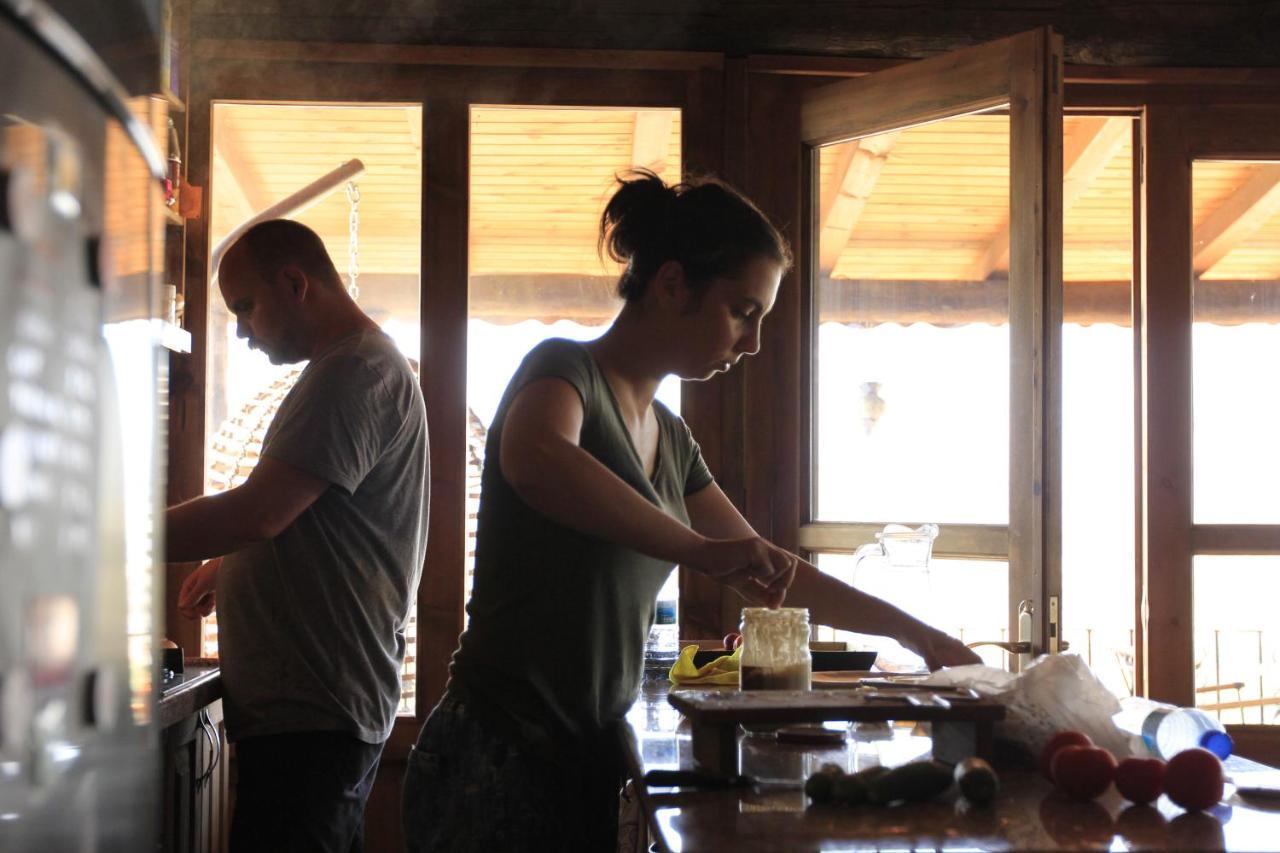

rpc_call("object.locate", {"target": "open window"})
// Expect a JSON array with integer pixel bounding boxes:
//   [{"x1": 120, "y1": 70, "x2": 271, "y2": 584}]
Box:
[
  {"x1": 1144, "y1": 103, "x2": 1280, "y2": 732},
  {"x1": 797, "y1": 29, "x2": 1064, "y2": 670},
  {"x1": 464, "y1": 105, "x2": 684, "y2": 619},
  {"x1": 200, "y1": 101, "x2": 424, "y2": 713}
]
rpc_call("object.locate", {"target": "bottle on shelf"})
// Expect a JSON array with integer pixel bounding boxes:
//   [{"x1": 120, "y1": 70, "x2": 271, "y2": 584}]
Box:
[
  {"x1": 646, "y1": 573, "x2": 679, "y2": 655},
  {"x1": 1113, "y1": 696, "x2": 1234, "y2": 760},
  {"x1": 165, "y1": 117, "x2": 181, "y2": 209}
]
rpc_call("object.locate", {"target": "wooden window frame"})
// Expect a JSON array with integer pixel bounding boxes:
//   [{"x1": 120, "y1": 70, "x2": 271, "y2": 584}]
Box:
[
  {"x1": 732, "y1": 57, "x2": 1280, "y2": 718},
  {"x1": 166, "y1": 43, "x2": 1280, "y2": 781},
  {"x1": 791, "y1": 28, "x2": 1065, "y2": 661},
  {"x1": 168, "y1": 48, "x2": 727, "y2": 759},
  {"x1": 1142, "y1": 104, "x2": 1280, "y2": 715}
]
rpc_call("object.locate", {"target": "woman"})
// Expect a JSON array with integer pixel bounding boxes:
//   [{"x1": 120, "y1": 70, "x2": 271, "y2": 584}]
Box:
[{"x1": 403, "y1": 170, "x2": 979, "y2": 852}]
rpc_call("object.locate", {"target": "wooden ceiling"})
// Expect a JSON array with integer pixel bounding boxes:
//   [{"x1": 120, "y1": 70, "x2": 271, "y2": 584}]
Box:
[{"x1": 206, "y1": 103, "x2": 1280, "y2": 325}]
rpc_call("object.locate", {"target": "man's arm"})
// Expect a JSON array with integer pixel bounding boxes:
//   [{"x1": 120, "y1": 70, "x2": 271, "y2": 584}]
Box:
[
  {"x1": 684, "y1": 482, "x2": 980, "y2": 670},
  {"x1": 165, "y1": 456, "x2": 331, "y2": 563}
]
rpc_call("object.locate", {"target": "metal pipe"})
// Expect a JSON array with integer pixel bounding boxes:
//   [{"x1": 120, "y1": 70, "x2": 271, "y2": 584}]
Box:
[{"x1": 209, "y1": 157, "x2": 365, "y2": 281}]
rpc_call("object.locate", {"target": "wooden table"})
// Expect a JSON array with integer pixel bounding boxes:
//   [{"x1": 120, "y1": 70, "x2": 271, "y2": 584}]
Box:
[{"x1": 623, "y1": 676, "x2": 1280, "y2": 852}]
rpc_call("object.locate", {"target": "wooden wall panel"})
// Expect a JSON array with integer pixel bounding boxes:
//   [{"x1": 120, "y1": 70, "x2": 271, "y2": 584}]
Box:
[
  {"x1": 364, "y1": 759, "x2": 407, "y2": 852},
  {"x1": 743, "y1": 73, "x2": 804, "y2": 556},
  {"x1": 677, "y1": 67, "x2": 731, "y2": 640},
  {"x1": 419, "y1": 96, "x2": 469, "y2": 720}
]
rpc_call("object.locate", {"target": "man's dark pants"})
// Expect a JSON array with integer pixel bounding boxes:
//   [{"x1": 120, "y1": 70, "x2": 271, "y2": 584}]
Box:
[{"x1": 230, "y1": 731, "x2": 385, "y2": 853}]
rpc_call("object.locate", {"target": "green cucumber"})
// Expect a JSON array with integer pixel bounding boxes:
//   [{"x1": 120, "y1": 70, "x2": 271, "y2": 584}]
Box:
[
  {"x1": 954, "y1": 757, "x2": 999, "y2": 804},
  {"x1": 866, "y1": 760, "x2": 955, "y2": 805},
  {"x1": 830, "y1": 774, "x2": 868, "y2": 805}
]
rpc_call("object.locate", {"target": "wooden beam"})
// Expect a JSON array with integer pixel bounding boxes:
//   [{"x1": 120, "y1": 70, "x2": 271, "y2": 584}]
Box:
[
  {"x1": 798, "y1": 522, "x2": 1008, "y2": 560},
  {"x1": 191, "y1": 39, "x2": 724, "y2": 71},
  {"x1": 1191, "y1": 524, "x2": 1280, "y2": 554},
  {"x1": 1193, "y1": 163, "x2": 1280, "y2": 275},
  {"x1": 405, "y1": 105, "x2": 422, "y2": 152},
  {"x1": 454, "y1": 273, "x2": 1280, "y2": 327},
  {"x1": 212, "y1": 115, "x2": 272, "y2": 221},
  {"x1": 469, "y1": 274, "x2": 621, "y2": 324},
  {"x1": 817, "y1": 133, "x2": 897, "y2": 275},
  {"x1": 631, "y1": 109, "x2": 674, "y2": 175},
  {"x1": 1142, "y1": 105, "x2": 1195, "y2": 706},
  {"x1": 970, "y1": 115, "x2": 1129, "y2": 280},
  {"x1": 800, "y1": 31, "x2": 1027, "y2": 146},
  {"x1": 210, "y1": 148, "x2": 256, "y2": 233}
]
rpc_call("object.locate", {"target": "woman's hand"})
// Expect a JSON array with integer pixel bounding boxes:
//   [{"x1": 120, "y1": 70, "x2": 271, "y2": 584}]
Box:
[
  {"x1": 177, "y1": 557, "x2": 222, "y2": 619},
  {"x1": 684, "y1": 536, "x2": 797, "y2": 607},
  {"x1": 904, "y1": 626, "x2": 982, "y2": 671}
]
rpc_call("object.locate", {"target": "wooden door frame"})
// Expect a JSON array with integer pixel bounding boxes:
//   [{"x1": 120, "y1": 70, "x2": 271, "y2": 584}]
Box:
[
  {"x1": 785, "y1": 28, "x2": 1064, "y2": 662},
  {"x1": 1142, "y1": 105, "x2": 1280, "y2": 712},
  {"x1": 172, "y1": 51, "x2": 725, "y2": 757}
]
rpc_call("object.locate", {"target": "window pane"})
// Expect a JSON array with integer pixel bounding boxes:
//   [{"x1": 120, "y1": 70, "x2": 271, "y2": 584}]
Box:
[
  {"x1": 1192, "y1": 160, "x2": 1280, "y2": 524},
  {"x1": 465, "y1": 106, "x2": 682, "y2": 615},
  {"x1": 1193, "y1": 556, "x2": 1280, "y2": 724},
  {"x1": 1061, "y1": 116, "x2": 1136, "y2": 700},
  {"x1": 813, "y1": 553, "x2": 1009, "y2": 670},
  {"x1": 202, "y1": 103, "x2": 423, "y2": 716},
  {"x1": 813, "y1": 113, "x2": 1010, "y2": 524}
]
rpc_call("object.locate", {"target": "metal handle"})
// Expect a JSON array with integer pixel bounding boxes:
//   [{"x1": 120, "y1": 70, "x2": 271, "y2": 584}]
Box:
[
  {"x1": 195, "y1": 709, "x2": 218, "y2": 788},
  {"x1": 965, "y1": 640, "x2": 1033, "y2": 654}
]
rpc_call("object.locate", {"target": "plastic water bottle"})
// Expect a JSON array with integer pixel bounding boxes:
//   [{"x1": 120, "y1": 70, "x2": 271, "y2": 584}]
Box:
[
  {"x1": 646, "y1": 574, "x2": 679, "y2": 654},
  {"x1": 1113, "y1": 697, "x2": 1234, "y2": 759}
]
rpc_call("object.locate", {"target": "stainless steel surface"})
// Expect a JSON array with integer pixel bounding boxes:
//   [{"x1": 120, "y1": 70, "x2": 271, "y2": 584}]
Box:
[{"x1": 1, "y1": 5, "x2": 163, "y2": 849}]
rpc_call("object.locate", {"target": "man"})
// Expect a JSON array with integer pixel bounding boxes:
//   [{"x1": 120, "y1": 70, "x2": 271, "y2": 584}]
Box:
[{"x1": 167, "y1": 219, "x2": 429, "y2": 853}]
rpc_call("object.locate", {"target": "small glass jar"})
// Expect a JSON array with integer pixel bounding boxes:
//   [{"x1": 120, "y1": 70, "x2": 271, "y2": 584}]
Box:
[{"x1": 739, "y1": 607, "x2": 811, "y2": 691}]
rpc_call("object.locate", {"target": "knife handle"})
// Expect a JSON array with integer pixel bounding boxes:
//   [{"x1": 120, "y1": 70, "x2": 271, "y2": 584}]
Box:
[{"x1": 643, "y1": 769, "x2": 742, "y2": 788}]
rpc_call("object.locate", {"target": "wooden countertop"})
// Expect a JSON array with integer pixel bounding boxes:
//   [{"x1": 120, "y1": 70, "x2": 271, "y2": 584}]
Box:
[
  {"x1": 156, "y1": 664, "x2": 222, "y2": 729},
  {"x1": 622, "y1": 675, "x2": 1280, "y2": 852}
]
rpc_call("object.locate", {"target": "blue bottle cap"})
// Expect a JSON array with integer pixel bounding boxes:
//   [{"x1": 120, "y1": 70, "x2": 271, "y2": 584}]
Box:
[{"x1": 1199, "y1": 730, "x2": 1234, "y2": 759}]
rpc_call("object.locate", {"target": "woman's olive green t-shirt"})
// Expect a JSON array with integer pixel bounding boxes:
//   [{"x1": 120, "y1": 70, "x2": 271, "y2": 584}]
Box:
[{"x1": 448, "y1": 338, "x2": 713, "y2": 748}]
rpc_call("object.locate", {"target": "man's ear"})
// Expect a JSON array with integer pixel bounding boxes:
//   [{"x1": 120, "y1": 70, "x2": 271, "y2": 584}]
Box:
[{"x1": 278, "y1": 265, "x2": 310, "y2": 302}]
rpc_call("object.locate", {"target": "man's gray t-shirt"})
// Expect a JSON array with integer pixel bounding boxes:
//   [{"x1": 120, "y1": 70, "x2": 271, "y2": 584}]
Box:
[
  {"x1": 449, "y1": 338, "x2": 713, "y2": 749},
  {"x1": 217, "y1": 328, "x2": 429, "y2": 744}
]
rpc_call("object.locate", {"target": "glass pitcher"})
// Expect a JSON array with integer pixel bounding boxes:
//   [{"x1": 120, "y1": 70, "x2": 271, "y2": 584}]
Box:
[{"x1": 850, "y1": 523, "x2": 939, "y2": 671}]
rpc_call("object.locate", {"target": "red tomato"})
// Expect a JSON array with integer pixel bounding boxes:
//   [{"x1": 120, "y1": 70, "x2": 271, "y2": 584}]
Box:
[
  {"x1": 1051, "y1": 745, "x2": 1117, "y2": 801},
  {"x1": 1164, "y1": 748, "x2": 1224, "y2": 812},
  {"x1": 1040, "y1": 730, "x2": 1093, "y2": 781},
  {"x1": 1115, "y1": 757, "x2": 1166, "y2": 805},
  {"x1": 723, "y1": 632, "x2": 743, "y2": 651},
  {"x1": 733, "y1": 634, "x2": 744, "y2": 649}
]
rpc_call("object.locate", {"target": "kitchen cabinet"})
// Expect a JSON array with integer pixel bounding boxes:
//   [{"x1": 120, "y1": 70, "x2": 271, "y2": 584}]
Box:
[{"x1": 160, "y1": 696, "x2": 229, "y2": 853}]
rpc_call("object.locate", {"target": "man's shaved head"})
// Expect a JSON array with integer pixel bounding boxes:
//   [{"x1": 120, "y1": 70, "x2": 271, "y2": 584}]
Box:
[{"x1": 222, "y1": 219, "x2": 344, "y2": 291}]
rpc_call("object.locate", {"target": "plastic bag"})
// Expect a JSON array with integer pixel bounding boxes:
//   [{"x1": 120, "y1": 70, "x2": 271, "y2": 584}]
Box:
[{"x1": 923, "y1": 653, "x2": 1132, "y2": 758}]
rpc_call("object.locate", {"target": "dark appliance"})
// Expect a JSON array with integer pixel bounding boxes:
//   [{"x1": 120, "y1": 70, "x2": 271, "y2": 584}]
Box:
[{"x1": 1, "y1": 0, "x2": 166, "y2": 849}]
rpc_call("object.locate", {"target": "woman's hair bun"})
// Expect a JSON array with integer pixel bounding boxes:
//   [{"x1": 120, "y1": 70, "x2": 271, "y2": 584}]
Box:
[
  {"x1": 599, "y1": 169, "x2": 677, "y2": 269},
  {"x1": 598, "y1": 168, "x2": 791, "y2": 303}
]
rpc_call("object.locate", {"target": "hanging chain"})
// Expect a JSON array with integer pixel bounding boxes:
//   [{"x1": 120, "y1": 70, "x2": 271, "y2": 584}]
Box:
[{"x1": 345, "y1": 181, "x2": 360, "y2": 300}]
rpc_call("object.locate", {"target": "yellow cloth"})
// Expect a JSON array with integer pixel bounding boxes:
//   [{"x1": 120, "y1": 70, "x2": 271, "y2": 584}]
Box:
[{"x1": 668, "y1": 644, "x2": 742, "y2": 686}]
